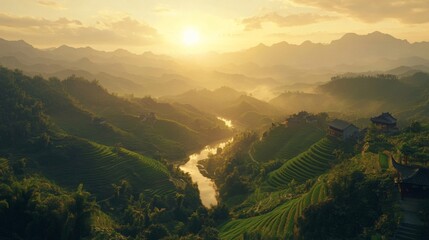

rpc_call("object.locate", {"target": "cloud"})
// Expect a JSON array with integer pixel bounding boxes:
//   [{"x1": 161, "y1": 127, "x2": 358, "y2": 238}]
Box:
[
  {"x1": 291, "y1": 0, "x2": 429, "y2": 23},
  {"x1": 97, "y1": 16, "x2": 158, "y2": 36},
  {"x1": 153, "y1": 4, "x2": 175, "y2": 15},
  {"x1": 0, "y1": 13, "x2": 160, "y2": 46},
  {"x1": 242, "y1": 12, "x2": 337, "y2": 30},
  {"x1": 0, "y1": 13, "x2": 81, "y2": 28},
  {"x1": 36, "y1": 0, "x2": 66, "y2": 9}
]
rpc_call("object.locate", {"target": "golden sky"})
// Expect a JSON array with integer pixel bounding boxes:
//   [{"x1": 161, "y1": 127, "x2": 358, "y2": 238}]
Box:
[{"x1": 1, "y1": 0, "x2": 429, "y2": 55}]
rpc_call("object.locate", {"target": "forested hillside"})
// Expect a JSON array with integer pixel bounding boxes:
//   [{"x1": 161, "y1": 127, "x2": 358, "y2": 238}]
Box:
[
  {"x1": 271, "y1": 73, "x2": 429, "y2": 120},
  {"x1": 163, "y1": 87, "x2": 281, "y2": 129},
  {"x1": 200, "y1": 111, "x2": 429, "y2": 239},
  {"x1": 3, "y1": 0, "x2": 429, "y2": 237},
  {"x1": 0, "y1": 66, "x2": 232, "y2": 239}
]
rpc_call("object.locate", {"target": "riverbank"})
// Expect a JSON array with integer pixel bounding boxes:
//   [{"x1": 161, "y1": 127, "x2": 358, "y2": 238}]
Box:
[{"x1": 179, "y1": 137, "x2": 234, "y2": 208}]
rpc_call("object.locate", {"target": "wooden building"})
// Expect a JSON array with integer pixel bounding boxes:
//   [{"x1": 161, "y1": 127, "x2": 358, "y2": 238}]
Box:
[
  {"x1": 392, "y1": 158, "x2": 429, "y2": 199},
  {"x1": 327, "y1": 119, "x2": 359, "y2": 140},
  {"x1": 370, "y1": 112, "x2": 398, "y2": 132}
]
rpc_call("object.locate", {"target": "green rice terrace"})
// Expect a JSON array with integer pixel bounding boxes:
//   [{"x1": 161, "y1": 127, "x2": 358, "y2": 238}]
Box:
[
  {"x1": 210, "y1": 128, "x2": 340, "y2": 239},
  {"x1": 220, "y1": 181, "x2": 328, "y2": 239},
  {"x1": 266, "y1": 137, "x2": 338, "y2": 189},
  {"x1": 40, "y1": 136, "x2": 175, "y2": 199},
  {"x1": 250, "y1": 125, "x2": 325, "y2": 162}
]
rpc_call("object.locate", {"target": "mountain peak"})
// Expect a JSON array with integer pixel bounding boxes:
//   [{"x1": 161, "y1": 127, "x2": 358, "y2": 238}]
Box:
[
  {"x1": 271, "y1": 41, "x2": 291, "y2": 48},
  {"x1": 250, "y1": 43, "x2": 268, "y2": 50},
  {"x1": 57, "y1": 44, "x2": 73, "y2": 50},
  {"x1": 0, "y1": 38, "x2": 34, "y2": 49},
  {"x1": 368, "y1": 31, "x2": 385, "y2": 36},
  {"x1": 341, "y1": 32, "x2": 359, "y2": 39},
  {"x1": 331, "y1": 31, "x2": 407, "y2": 46},
  {"x1": 367, "y1": 31, "x2": 398, "y2": 40},
  {"x1": 300, "y1": 40, "x2": 315, "y2": 46},
  {"x1": 15, "y1": 39, "x2": 33, "y2": 48}
]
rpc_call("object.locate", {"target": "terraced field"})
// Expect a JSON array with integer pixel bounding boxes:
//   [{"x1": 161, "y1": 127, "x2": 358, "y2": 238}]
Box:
[
  {"x1": 251, "y1": 125, "x2": 325, "y2": 163},
  {"x1": 41, "y1": 137, "x2": 175, "y2": 199},
  {"x1": 266, "y1": 137, "x2": 337, "y2": 189},
  {"x1": 220, "y1": 182, "x2": 328, "y2": 240}
]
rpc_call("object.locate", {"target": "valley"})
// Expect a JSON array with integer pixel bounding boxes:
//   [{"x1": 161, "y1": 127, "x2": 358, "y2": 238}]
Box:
[
  {"x1": 180, "y1": 136, "x2": 234, "y2": 208},
  {"x1": 1, "y1": 30, "x2": 429, "y2": 240}
]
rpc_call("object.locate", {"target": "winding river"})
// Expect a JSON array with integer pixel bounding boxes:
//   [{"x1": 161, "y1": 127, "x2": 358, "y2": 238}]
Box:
[{"x1": 179, "y1": 117, "x2": 234, "y2": 208}]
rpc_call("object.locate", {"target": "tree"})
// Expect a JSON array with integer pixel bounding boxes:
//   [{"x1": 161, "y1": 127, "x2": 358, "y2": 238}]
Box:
[
  {"x1": 188, "y1": 212, "x2": 203, "y2": 234},
  {"x1": 209, "y1": 204, "x2": 230, "y2": 224},
  {"x1": 146, "y1": 224, "x2": 170, "y2": 240},
  {"x1": 199, "y1": 227, "x2": 219, "y2": 240},
  {"x1": 297, "y1": 167, "x2": 395, "y2": 239},
  {"x1": 407, "y1": 121, "x2": 422, "y2": 133},
  {"x1": 399, "y1": 143, "x2": 416, "y2": 164}
]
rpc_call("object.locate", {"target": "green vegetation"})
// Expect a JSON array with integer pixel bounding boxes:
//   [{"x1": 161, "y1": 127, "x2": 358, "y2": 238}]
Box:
[
  {"x1": 0, "y1": 159, "x2": 122, "y2": 239},
  {"x1": 208, "y1": 114, "x2": 422, "y2": 239},
  {"x1": 198, "y1": 121, "x2": 343, "y2": 239},
  {"x1": 297, "y1": 157, "x2": 397, "y2": 240},
  {"x1": 40, "y1": 136, "x2": 175, "y2": 199},
  {"x1": 320, "y1": 74, "x2": 414, "y2": 105},
  {"x1": 391, "y1": 123, "x2": 429, "y2": 166},
  {"x1": 2, "y1": 64, "x2": 429, "y2": 240},
  {"x1": 163, "y1": 87, "x2": 281, "y2": 129},
  {"x1": 379, "y1": 152, "x2": 389, "y2": 170},
  {"x1": 251, "y1": 124, "x2": 324, "y2": 162},
  {"x1": 272, "y1": 73, "x2": 429, "y2": 118},
  {"x1": 220, "y1": 181, "x2": 327, "y2": 239},
  {"x1": 0, "y1": 68, "x2": 49, "y2": 147},
  {"x1": 0, "y1": 66, "x2": 232, "y2": 239},
  {"x1": 9, "y1": 70, "x2": 231, "y2": 160},
  {"x1": 218, "y1": 148, "x2": 398, "y2": 240},
  {"x1": 266, "y1": 137, "x2": 337, "y2": 189}
]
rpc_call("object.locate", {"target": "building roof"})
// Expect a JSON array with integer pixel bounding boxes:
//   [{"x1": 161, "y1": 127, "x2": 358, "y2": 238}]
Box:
[
  {"x1": 392, "y1": 158, "x2": 419, "y2": 177},
  {"x1": 371, "y1": 112, "x2": 397, "y2": 125},
  {"x1": 392, "y1": 158, "x2": 429, "y2": 186},
  {"x1": 405, "y1": 169, "x2": 429, "y2": 186},
  {"x1": 328, "y1": 119, "x2": 357, "y2": 131}
]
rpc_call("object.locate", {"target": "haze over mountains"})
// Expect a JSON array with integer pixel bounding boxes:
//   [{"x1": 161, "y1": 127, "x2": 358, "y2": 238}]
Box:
[
  {"x1": 2, "y1": 30, "x2": 429, "y2": 239},
  {"x1": 1, "y1": 31, "x2": 429, "y2": 100},
  {"x1": 218, "y1": 31, "x2": 429, "y2": 69}
]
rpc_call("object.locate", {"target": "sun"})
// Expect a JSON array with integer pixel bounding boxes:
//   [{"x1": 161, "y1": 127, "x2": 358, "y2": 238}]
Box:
[{"x1": 182, "y1": 27, "x2": 200, "y2": 46}]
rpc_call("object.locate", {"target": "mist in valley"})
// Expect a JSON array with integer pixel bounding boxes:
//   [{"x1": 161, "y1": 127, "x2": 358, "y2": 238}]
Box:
[{"x1": 1, "y1": 1, "x2": 429, "y2": 240}]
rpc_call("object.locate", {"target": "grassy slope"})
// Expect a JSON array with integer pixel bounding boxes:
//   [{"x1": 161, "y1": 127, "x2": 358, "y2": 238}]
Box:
[
  {"x1": 266, "y1": 137, "x2": 337, "y2": 190},
  {"x1": 251, "y1": 125, "x2": 325, "y2": 162},
  {"x1": 40, "y1": 136, "x2": 175, "y2": 199},
  {"x1": 1, "y1": 68, "x2": 180, "y2": 206},
  {"x1": 219, "y1": 136, "x2": 338, "y2": 239},
  {"x1": 225, "y1": 125, "x2": 326, "y2": 213},
  {"x1": 220, "y1": 181, "x2": 328, "y2": 240},
  {"x1": 19, "y1": 76, "x2": 230, "y2": 159},
  {"x1": 59, "y1": 78, "x2": 230, "y2": 157}
]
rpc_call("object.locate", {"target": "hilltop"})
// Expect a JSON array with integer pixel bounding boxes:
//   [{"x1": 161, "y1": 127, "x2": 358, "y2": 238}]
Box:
[
  {"x1": 270, "y1": 72, "x2": 429, "y2": 120},
  {"x1": 162, "y1": 86, "x2": 282, "y2": 129},
  {"x1": 201, "y1": 111, "x2": 429, "y2": 239},
  {"x1": 0, "y1": 66, "x2": 232, "y2": 239}
]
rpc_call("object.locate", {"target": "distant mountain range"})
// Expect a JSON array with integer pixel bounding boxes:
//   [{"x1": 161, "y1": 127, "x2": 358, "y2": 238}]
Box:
[
  {"x1": 162, "y1": 86, "x2": 282, "y2": 129},
  {"x1": 205, "y1": 32, "x2": 429, "y2": 89},
  {"x1": 1, "y1": 31, "x2": 429, "y2": 98},
  {"x1": 0, "y1": 38, "x2": 281, "y2": 97},
  {"x1": 215, "y1": 31, "x2": 429, "y2": 70}
]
